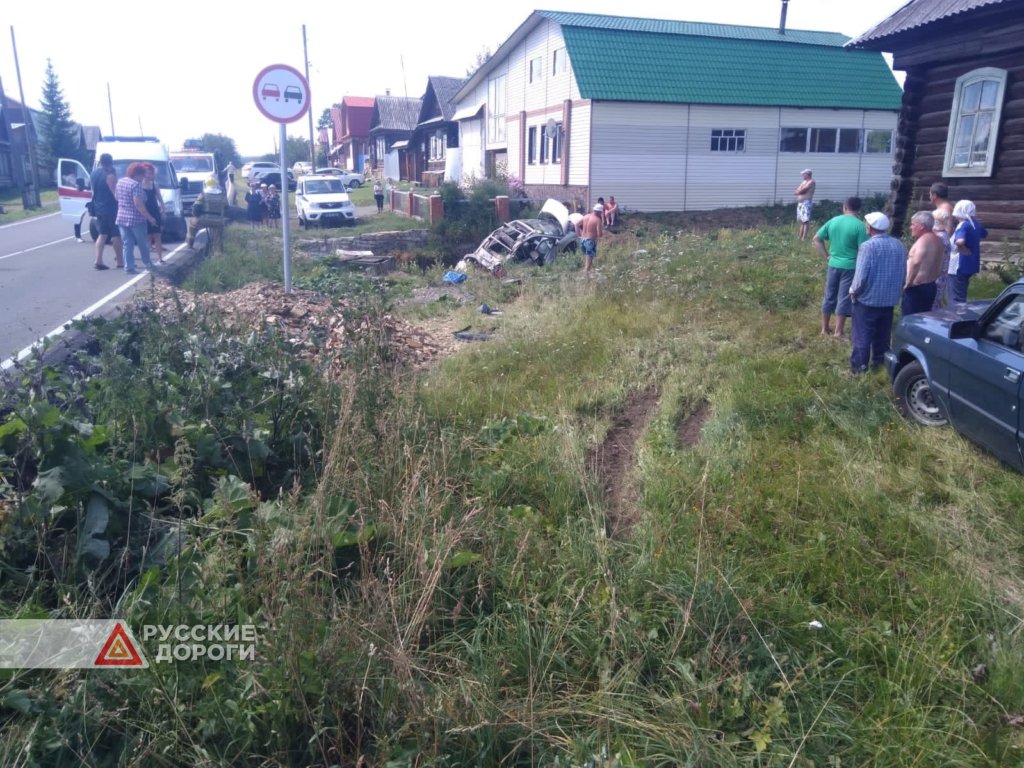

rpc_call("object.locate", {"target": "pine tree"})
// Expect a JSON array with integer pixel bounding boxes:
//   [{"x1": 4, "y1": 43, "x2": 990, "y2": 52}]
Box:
[{"x1": 38, "y1": 59, "x2": 80, "y2": 174}]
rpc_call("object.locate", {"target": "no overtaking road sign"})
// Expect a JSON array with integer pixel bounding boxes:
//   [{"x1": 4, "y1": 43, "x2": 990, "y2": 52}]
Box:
[{"x1": 252, "y1": 64, "x2": 310, "y2": 124}]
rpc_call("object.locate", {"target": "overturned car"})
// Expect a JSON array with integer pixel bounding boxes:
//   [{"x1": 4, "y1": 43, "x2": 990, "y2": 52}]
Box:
[{"x1": 459, "y1": 199, "x2": 580, "y2": 276}]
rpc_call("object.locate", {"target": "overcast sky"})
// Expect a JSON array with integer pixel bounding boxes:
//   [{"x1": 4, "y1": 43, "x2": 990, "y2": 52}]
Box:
[{"x1": 2, "y1": 0, "x2": 907, "y2": 158}]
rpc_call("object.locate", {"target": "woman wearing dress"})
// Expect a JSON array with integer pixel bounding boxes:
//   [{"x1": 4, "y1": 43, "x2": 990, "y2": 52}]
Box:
[
  {"x1": 266, "y1": 184, "x2": 281, "y2": 228},
  {"x1": 141, "y1": 163, "x2": 166, "y2": 263},
  {"x1": 245, "y1": 181, "x2": 264, "y2": 229}
]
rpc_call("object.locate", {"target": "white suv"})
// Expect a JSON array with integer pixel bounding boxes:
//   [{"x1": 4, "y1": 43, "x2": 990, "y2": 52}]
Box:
[{"x1": 296, "y1": 175, "x2": 357, "y2": 228}]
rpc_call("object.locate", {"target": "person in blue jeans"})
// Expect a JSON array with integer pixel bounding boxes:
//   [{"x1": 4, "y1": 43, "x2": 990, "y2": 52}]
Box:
[
  {"x1": 848, "y1": 212, "x2": 907, "y2": 373},
  {"x1": 948, "y1": 200, "x2": 988, "y2": 304},
  {"x1": 114, "y1": 163, "x2": 158, "y2": 274}
]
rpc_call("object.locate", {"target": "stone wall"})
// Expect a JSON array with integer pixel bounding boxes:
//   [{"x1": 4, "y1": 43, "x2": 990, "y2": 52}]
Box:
[{"x1": 294, "y1": 229, "x2": 429, "y2": 255}]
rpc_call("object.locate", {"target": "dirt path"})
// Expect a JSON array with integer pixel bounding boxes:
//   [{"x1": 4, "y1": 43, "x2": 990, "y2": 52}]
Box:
[{"x1": 588, "y1": 388, "x2": 660, "y2": 538}]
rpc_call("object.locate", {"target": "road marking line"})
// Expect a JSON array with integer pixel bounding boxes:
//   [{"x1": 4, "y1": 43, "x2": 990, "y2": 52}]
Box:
[
  {"x1": 1, "y1": 241, "x2": 190, "y2": 371},
  {"x1": 0, "y1": 211, "x2": 61, "y2": 229},
  {"x1": 0, "y1": 236, "x2": 75, "y2": 261}
]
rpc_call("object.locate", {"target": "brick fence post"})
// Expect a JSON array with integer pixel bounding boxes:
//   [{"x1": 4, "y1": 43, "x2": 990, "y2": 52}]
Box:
[
  {"x1": 429, "y1": 194, "x2": 444, "y2": 225},
  {"x1": 495, "y1": 195, "x2": 510, "y2": 223}
]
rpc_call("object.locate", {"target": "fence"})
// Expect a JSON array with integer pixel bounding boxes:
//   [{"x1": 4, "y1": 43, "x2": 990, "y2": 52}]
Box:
[{"x1": 389, "y1": 190, "x2": 444, "y2": 224}]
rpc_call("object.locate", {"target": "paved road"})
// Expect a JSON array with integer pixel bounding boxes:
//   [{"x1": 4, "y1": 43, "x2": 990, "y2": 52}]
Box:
[{"x1": 0, "y1": 212, "x2": 184, "y2": 365}]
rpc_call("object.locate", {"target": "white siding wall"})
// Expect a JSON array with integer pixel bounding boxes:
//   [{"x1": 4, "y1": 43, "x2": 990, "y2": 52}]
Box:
[
  {"x1": 591, "y1": 101, "x2": 897, "y2": 211},
  {"x1": 590, "y1": 102, "x2": 688, "y2": 210},
  {"x1": 459, "y1": 117, "x2": 486, "y2": 182},
  {"x1": 569, "y1": 102, "x2": 590, "y2": 187},
  {"x1": 507, "y1": 115, "x2": 521, "y2": 180}
]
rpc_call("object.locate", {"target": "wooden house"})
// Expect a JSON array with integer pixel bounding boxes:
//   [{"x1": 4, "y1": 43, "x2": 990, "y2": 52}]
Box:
[
  {"x1": 412, "y1": 76, "x2": 468, "y2": 186},
  {"x1": 368, "y1": 93, "x2": 423, "y2": 182},
  {"x1": 848, "y1": 0, "x2": 1024, "y2": 259},
  {"x1": 330, "y1": 96, "x2": 374, "y2": 172},
  {"x1": 452, "y1": 10, "x2": 902, "y2": 210}
]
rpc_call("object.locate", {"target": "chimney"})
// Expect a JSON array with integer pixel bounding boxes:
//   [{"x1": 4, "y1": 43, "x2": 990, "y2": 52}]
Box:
[
  {"x1": 779, "y1": 0, "x2": 789, "y2": 34},
  {"x1": 385, "y1": 88, "x2": 391, "y2": 96}
]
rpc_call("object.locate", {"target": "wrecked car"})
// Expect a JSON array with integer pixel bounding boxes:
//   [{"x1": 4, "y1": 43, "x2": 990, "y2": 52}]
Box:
[{"x1": 459, "y1": 199, "x2": 579, "y2": 276}]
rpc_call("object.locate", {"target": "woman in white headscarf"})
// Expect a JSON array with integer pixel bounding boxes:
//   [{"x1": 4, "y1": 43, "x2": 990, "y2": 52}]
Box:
[{"x1": 948, "y1": 200, "x2": 988, "y2": 304}]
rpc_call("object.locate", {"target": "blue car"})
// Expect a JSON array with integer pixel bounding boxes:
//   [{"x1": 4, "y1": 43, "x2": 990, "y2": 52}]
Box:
[{"x1": 885, "y1": 278, "x2": 1024, "y2": 471}]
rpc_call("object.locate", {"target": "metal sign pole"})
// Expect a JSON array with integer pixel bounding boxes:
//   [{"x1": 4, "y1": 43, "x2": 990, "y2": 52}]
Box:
[{"x1": 279, "y1": 121, "x2": 291, "y2": 292}]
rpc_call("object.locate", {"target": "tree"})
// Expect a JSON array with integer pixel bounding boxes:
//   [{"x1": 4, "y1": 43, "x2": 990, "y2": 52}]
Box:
[
  {"x1": 200, "y1": 133, "x2": 242, "y2": 168},
  {"x1": 317, "y1": 107, "x2": 333, "y2": 131},
  {"x1": 38, "y1": 59, "x2": 81, "y2": 174},
  {"x1": 286, "y1": 135, "x2": 311, "y2": 162},
  {"x1": 466, "y1": 45, "x2": 493, "y2": 77}
]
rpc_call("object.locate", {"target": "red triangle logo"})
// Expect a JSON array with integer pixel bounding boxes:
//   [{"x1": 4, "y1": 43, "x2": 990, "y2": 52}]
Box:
[{"x1": 94, "y1": 622, "x2": 146, "y2": 667}]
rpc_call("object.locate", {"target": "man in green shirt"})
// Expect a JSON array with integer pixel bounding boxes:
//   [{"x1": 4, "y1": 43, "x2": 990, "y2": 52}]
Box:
[{"x1": 813, "y1": 196, "x2": 869, "y2": 340}]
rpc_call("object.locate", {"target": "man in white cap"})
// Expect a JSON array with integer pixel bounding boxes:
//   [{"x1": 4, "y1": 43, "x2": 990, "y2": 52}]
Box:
[
  {"x1": 575, "y1": 202, "x2": 604, "y2": 272},
  {"x1": 794, "y1": 169, "x2": 816, "y2": 241},
  {"x1": 848, "y1": 211, "x2": 907, "y2": 373}
]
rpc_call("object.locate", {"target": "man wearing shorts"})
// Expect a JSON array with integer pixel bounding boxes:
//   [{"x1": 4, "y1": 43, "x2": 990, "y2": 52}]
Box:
[
  {"x1": 795, "y1": 169, "x2": 815, "y2": 241},
  {"x1": 88, "y1": 153, "x2": 122, "y2": 270},
  {"x1": 575, "y1": 203, "x2": 603, "y2": 272},
  {"x1": 813, "y1": 196, "x2": 867, "y2": 340}
]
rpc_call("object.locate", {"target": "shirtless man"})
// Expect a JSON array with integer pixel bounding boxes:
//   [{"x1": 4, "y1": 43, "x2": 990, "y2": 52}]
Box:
[
  {"x1": 902, "y1": 211, "x2": 945, "y2": 316},
  {"x1": 575, "y1": 203, "x2": 603, "y2": 272},
  {"x1": 928, "y1": 182, "x2": 955, "y2": 237},
  {"x1": 795, "y1": 169, "x2": 816, "y2": 241},
  {"x1": 603, "y1": 196, "x2": 619, "y2": 227}
]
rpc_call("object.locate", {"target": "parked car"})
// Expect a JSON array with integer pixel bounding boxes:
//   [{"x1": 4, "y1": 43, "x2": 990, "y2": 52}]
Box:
[
  {"x1": 295, "y1": 175, "x2": 356, "y2": 228},
  {"x1": 292, "y1": 161, "x2": 313, "y2": 175},
  {"x1": 253, "y1": 171, "x2": 297, "y2": 192},
  {"x1": 313, "y1": 167, "x2": 364, "y2": 188},
  {"x1": 458, "y1": 199, "x2": 578, "y2": 277},
  {"x1": 885, "y1": 278, "x2": 1024, "y2": 471},
  {"x1": 246, "y1": 161, "x2": 278, "y2": 181}
]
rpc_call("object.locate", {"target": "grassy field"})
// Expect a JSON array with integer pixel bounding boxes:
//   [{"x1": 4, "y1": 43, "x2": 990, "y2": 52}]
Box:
[
  {"x1": 0, "y1": 188, "x2": 58, "y2": 224},
  {"x1": 3, "y1": 213, "x2": 1023, "y2": 766}
]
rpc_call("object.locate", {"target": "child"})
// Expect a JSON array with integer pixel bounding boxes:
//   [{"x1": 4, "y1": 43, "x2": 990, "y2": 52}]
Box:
[{"x1": 948, "y1": 200, "x2": 988, "y2": 304}]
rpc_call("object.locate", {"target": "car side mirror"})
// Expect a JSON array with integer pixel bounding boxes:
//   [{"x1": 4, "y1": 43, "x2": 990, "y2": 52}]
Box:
[
  {"x1": 948, "y1": 319, "x2": 978, "y2": 339},
  {"x1": 179, "y1": 177, "x2": 189, "y2": 192},
  {"x1": 75, "y1": 178, "x2": 86, "y2": 191}
]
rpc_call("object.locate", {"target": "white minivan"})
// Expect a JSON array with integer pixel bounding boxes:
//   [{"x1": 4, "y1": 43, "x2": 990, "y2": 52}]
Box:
[{"x1": 57, "y1": 136, "x2": 187, "y2": 241}]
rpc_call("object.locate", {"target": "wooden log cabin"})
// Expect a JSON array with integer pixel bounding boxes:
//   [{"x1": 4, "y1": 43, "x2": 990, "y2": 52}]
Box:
[{"x1": 848, "y1": 0, "x2": 1024, "y2": 263}]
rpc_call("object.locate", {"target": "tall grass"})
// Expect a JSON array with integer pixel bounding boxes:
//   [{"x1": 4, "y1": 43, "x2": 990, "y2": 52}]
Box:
[{"x1": 3, "y1": 220, "x2": 1023, "y2": 766}]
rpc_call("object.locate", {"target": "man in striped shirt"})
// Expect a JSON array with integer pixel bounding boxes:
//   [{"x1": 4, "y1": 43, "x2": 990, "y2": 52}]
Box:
[
  {"x1": 848, "y1": 211, "x2": 907, "y2": 374},
  {"x1": 114, "y1": 163, "x2": 159, "y2": 274}
]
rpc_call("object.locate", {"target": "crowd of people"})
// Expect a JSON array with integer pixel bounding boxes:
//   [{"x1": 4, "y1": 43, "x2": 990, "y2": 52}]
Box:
[
  {"x1": 244, "y1": 181, "x2": 282, "y2": 229},
  {"x1": 811, "y1": 180, "x2": 988, "y2": 374}
]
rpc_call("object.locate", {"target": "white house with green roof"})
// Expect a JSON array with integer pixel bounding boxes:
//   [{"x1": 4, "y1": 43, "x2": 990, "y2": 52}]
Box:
[{"x1": 451, "y1": 10, "x2": 904, "y2": 212}]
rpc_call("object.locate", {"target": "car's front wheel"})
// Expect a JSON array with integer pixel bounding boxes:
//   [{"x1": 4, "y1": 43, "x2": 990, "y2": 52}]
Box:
[
  {"x1": 348, "y1": 180, "x2": 361, "y2": 189},
  {"x1": 894, "y1": 361, "x2": 948, "y2": 427}
]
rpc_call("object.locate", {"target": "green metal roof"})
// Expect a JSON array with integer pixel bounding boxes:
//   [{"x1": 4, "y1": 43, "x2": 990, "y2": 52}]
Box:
[{"x1": 537, "y1": 11, "x2": 903, "y2": 111}]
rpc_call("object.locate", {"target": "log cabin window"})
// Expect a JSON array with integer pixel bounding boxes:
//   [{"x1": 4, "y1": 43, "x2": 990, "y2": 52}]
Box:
[
  {"x1": 530, "y1": 57, "x2": 543, "y2": 84},
  {"x1": 944, "y1": 67, "x2": 1008, "y2": 178},
  {"x1": 711, "y1": 129, "x2": 745, "y2": 153},
  {"x1": 429, "y1": 133, "x2": 446, "y2": 161},
  {"x1": 528, "y1": 126, "x2": 537, "y2": 164},
  {"x1": 487, "y1": 75, "x2": 507, "y2": 143},
  {"x1": 865, "y1": 130, "x2": 893, "y2": 154},
  {"x1": 553, "y1": 48, "x2": 567, "y2": 75}
]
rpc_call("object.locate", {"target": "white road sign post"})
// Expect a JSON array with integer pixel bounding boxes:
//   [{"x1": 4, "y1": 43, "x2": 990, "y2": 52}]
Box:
[{"x1": 253, "y1": 64, "x2": 311, "y2": 293}]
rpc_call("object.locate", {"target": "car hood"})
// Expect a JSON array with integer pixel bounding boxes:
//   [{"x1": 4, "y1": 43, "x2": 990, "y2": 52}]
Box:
[
  {"x1": 897, "y1": 299, "x2": 992, "y2": 335},
  {"x1": 540, "y1": 199, "x2": 570, "y2": 232},
  {"x1": 302, "y1": 193, "x2": 352, "y2": 204}
]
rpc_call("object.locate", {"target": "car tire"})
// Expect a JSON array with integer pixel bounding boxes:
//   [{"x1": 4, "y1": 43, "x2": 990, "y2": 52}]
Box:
[
  {"x1": 893, "y1": 361, "x2": 948, "y2": 427},
  {"x1": 349, "y1": 180, "x2": 361, "y2": 189}
]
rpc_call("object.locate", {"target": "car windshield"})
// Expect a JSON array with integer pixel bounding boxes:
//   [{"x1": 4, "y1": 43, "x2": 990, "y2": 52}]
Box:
[
  {"x1": 109, "y1": 160, "x2": 174, "y2": 188},
  {"x1": 171, "y1": 156, "x2": 213, "y2": 173},
  {"x1": 305, "y1": 180, "x2": 345, "y2": 195}
]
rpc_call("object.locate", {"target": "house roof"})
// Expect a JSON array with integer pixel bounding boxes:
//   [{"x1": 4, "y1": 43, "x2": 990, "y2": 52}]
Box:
[
  {"x1": 456, "y1": 10, "x2": 902, "y2": 112},
  {"x1": 423, "y1": 76, "x2": 468, "y2": 123},
  {"x1": 846, "y1": 0, "x2": 1017, "y2": 49},
  {"x1": 370, "y1": 95, "x2": 422, "y2": 132},
  {"x1": 342, "y1": 95, "x2": 375, "y2": 108}
]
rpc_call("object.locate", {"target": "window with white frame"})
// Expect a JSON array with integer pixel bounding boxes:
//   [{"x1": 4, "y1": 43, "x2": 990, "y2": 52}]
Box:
[
  {"x1": 529, "y1": 57, "x2": 543, "y2": 84},
  {"x1": 711, "y1": 129, "x2": 745, "y2": 153},
  {"x1": 528, "y1": 126, "x2": 537, "y2": 164},
  {"x1": 865, "y1": 129, "x2": 893, "y2": 154},
  {"x1": 487, "y1": 74, "x2": 507, "y2": 143},
  {"x1": 429, "y1": 133, "x2": 446, "y2": 160},
  {"x1": 553, "y1": 48, "x2": 567, "y2": 75},
  {"x1": 780, "y1": 127, "x2": 808, "y2": 153},
  {"x1": 540, "y1": 126, "x2": 548, "y2": 164},
  {"x1": 944, "y1": 67, "x2": 1008, "y2": 177},
  {"x1": 552, "y1": 122, "x2": 563, "y2": 163}
]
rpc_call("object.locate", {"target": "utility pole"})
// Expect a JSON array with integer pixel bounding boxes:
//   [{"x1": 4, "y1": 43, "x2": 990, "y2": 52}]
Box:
[
  {"x1": 303, "y1": 25, "x2": 315, "y2": 169},
  {"x1": 0, "y1": 72, "x2": 31, "y2": 210},
  {"x1": 107, "y1": 83, "x2": 115, "y2": 135},
  {"x1": 10, "y1": 25, "x2": 41, "y2": 208}
]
